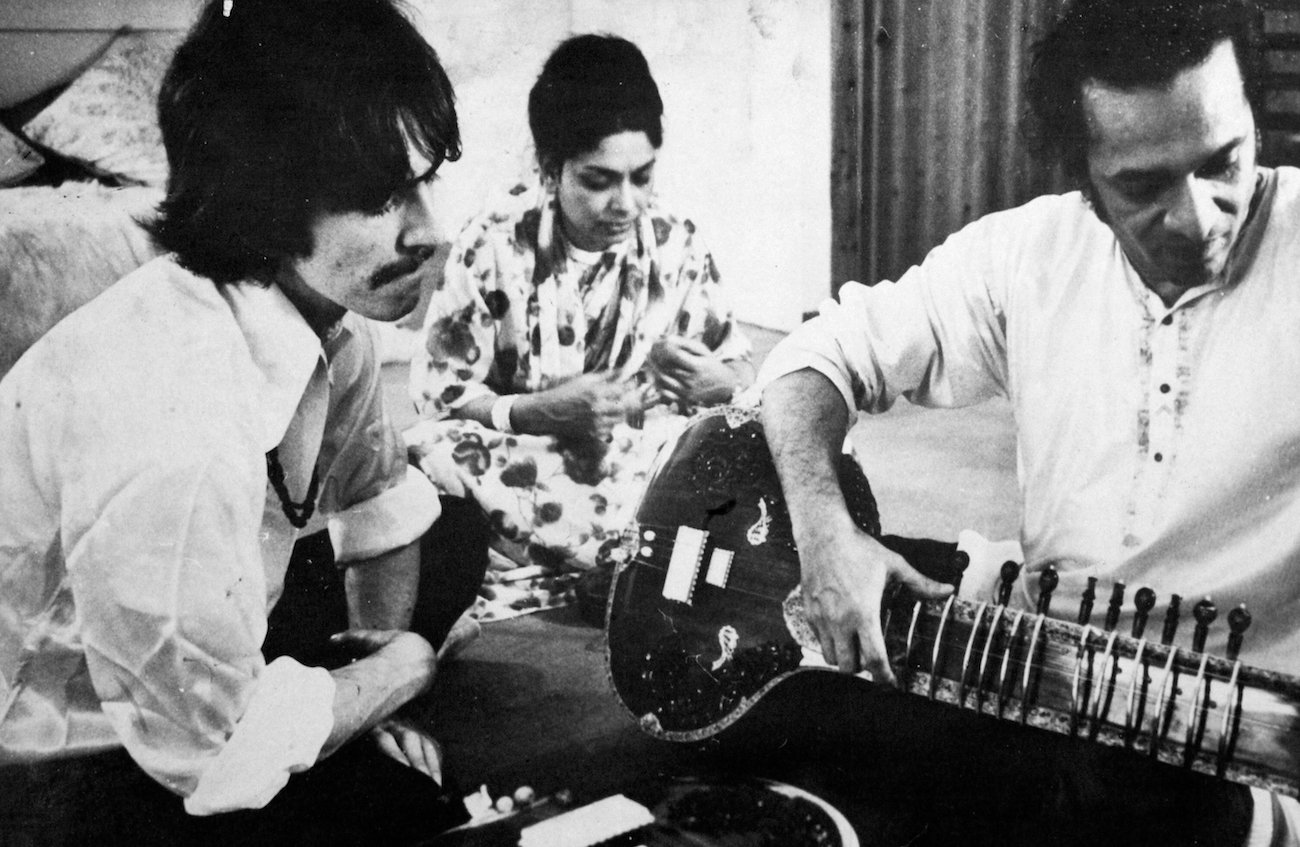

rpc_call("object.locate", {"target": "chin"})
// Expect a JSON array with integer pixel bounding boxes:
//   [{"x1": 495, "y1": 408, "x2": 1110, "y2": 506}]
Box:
[{"x1": 360, "y1": 294, "x2": 420, "y2": 323}]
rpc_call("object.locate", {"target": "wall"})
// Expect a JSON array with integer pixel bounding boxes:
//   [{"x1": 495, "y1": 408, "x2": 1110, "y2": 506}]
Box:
[
  {"x1": 0, "y1": 0, "x2": 199, "y2": 107},
  {"x1": 0, "y1": 0, "x2": 831, "y2": 331},
  {"x1": 412, "y1": 0, "x2": 831, "y2": 330}
]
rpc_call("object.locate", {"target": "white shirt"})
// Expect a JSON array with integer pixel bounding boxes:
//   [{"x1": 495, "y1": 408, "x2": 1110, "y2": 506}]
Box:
[
  {"x1": 761, "y1": 166, "x2": 1300, "y2": 676},
  {"x1": 0, "y1": 256, "x2": 439, "y2": 813}
]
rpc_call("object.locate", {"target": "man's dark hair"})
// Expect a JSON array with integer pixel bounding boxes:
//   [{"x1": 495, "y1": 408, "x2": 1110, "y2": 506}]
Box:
[
  {"x1": 1026, "y1": 0, "x2": 1264, "y2": 187},
  {"x1": 148, "y1": 0, "x2": 461, "y2": 285},
  {"x1": 528, "y1": 34, "x2": 663, "y2": 173}
]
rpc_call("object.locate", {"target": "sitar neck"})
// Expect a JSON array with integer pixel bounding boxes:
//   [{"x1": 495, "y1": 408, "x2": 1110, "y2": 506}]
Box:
[{"x1": 873, "y1": 590, "x2": 1300, "y2": 798}]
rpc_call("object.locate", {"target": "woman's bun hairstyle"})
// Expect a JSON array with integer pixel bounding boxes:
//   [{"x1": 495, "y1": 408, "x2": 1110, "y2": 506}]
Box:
[{"x1": 528, "y1": 34, "x2": 663, "y2": 172}]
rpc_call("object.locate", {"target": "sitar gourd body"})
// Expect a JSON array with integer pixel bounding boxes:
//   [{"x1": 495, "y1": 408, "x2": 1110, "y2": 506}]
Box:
[{"x1": 604, "y1": 405, "x2": 1300, "y2": 798}]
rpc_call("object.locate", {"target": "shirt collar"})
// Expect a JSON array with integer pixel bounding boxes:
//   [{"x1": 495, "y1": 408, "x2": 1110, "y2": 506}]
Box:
[{"x1": 219, "y1": 281, "x2": 330, "y2": 450}]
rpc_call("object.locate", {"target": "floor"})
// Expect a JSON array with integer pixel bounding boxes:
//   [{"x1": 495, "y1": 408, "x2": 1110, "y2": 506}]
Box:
[{"x1": 386, "y1": 323, "x2": 1024, "y2": 842}]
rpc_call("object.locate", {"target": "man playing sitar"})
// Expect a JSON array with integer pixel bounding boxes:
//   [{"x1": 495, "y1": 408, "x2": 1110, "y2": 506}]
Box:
[{"x1": 759, "y1": 0, "x2": 1300, "y2": 843}]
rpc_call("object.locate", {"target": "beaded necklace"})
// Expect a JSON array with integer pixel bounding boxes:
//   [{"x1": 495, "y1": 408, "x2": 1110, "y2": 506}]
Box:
[{"x1": 265, "y1": 447, "x2": 320, "y2": 528}]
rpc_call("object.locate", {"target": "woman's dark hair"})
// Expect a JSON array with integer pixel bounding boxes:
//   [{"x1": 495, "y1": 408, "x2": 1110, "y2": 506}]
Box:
[
  {"x1": 527, "y1": 34, "x2": 663, "y2": 172},
  {"x1": 1025, "y1": 0, "x2": 1264, "y2": 188},
  {"x1": 148, "y1": 0, "x2": 461, "y2": 285}
]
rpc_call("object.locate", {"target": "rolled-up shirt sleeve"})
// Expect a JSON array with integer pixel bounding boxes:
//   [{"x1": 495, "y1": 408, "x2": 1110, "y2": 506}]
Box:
[
  {"x1": 758, "y1": 212, "x2": 1012, "y2": 417},
  {"x1": 319, "y1": 317, "x2": 440, "y2": 563},
  {"x1": 71, "y1": 452, "x2": 335, "y2": 813}
]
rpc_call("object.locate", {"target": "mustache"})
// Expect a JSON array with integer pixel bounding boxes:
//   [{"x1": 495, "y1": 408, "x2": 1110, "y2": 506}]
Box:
[
  {"x1": 1156, "y1": 229, "x2": 1229, "y2": 255},
  {"x1": 367, "y1": 247, "x2": 435, "y2": 289}
]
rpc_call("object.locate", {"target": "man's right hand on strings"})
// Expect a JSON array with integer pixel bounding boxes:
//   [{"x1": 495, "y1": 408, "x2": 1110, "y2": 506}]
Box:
[
  {"x1": 762, "y1": 368, "x2": 951, "y2": 687},
  {"x1": 797, "y1": 512, "x2": 951, "y2": 684}
]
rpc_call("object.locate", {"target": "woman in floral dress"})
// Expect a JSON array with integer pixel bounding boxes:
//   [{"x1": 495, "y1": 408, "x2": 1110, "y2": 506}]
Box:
[{"x1": 407, "y1": 34, "x2": 752, "y2": 616}]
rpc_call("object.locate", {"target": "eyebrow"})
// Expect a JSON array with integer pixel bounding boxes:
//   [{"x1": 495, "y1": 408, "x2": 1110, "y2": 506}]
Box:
[
  {"x1": 1110, "y1": 136, "x2": 1245, "y2": 183},
  {"x1": 579, "y1": 159, "x2": 657, "y2": 179}
]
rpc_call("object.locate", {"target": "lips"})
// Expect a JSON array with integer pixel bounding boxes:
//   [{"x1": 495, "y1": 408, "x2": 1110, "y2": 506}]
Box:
[{"x1": 370, "y1": 256, "x2": 426, "y2": 290}]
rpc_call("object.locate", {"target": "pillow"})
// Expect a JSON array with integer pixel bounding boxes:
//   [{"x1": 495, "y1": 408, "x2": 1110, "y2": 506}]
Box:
[
  {"x1": 0, "y1": 123, "x2": 44, "y2": 187},
  {"x1": 0, "y1": 183, "x2": 162, "y2": 377},
  {"x1": 22, "y1": 30, "x2": 183, "y2": 186}
]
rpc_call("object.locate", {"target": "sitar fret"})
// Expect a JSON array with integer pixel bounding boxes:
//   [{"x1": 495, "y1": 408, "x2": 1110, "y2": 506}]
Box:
[{"x1": 886, "y1": 596, "x2": 1300, "y2": 797}]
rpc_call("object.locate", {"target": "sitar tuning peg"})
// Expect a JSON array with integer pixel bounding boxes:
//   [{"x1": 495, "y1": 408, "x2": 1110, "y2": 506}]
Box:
[
  {"x1": 1191, "y1": 597, "x2": 1217, "y2": 654},
  {"x1": 1104, "y1": 582, "x2": 1126, "y2": 632},
  {"x1": 1160, "y1": 594, "x2": 1183, "y2": 646},
  {"x1": 949, "y1": 549, "x2": 970, "y2": 593},
  {"x1": 996, "y1": 560, "x2": 1022, "y2": 606},
  {"x1": 1077, "y1": 576, "x2": 1098, "y2": 625},
  {"x1": 1036, "y1": 565, "x2": 1059, "y2": 615},
  {"x1": 1226, "y1": 605, "x2": 1251, "y2": 662},
  {"x1": 1131, "y1": 587, "x2": 1156, "y2": 639}
]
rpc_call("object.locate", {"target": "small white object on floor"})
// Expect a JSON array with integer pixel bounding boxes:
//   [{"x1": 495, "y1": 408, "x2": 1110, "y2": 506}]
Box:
[
  {"x1": 463, "y1": 785, "x2": 495, "y2": 821},
  {"x1": 518, "y1": 794, "x2": 654, "y2": 847},
  {"x1": 496, "y1": 564, "x2": 548, "y2": 583}
]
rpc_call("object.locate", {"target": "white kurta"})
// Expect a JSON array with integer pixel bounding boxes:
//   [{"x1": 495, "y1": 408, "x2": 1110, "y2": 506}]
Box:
[{"x1": 761, "y1": 166, "x2": 1300, "y2": 676}]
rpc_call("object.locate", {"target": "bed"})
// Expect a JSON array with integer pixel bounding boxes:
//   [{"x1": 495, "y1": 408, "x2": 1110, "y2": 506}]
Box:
[
  {"x1": 0, "y1": 27, "x2": 430, "y2": 380},
  {"x1": 0, "y1": 29, "x2": 175, "y2": 378}
]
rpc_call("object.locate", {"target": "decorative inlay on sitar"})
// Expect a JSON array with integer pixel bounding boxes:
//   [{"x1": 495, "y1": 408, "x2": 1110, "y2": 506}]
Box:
[{"x1": 604, "y1": 405, "x2": 1300, "y2": 798}]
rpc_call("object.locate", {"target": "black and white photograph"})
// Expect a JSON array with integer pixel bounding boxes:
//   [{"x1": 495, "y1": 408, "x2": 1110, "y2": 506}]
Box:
[{"x1": 1, "y1": 0, "x2": 1298, "y2": 844}]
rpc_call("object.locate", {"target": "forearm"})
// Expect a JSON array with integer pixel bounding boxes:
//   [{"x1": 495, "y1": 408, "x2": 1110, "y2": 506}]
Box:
[
  {"x1": 345, "y1": 539, "x2": 421, "y2": 630},
  {"x1": 451, "y1": 393, "x2": 496, "y2": 429},
  {"x1": 450, "y1": 387, "x2": 565, "y2": 437},
  {"x1": 761, "y1": 368, "x2": 856, "y2": 538},
  {"x1": 321, "y1": 635, "x2": 435, "y2": 759},
  {"x1": 509, "y1": 388, "x2": 573, "y2": 437}
]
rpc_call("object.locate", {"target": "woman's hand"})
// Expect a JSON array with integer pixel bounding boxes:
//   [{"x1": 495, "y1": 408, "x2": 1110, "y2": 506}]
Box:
[
  {"x1": 647, "y1": 336, "x2": 740, "y2": 407},
  {"x1": 511, "y1": 372, "x2": 644, "y2": 441}
]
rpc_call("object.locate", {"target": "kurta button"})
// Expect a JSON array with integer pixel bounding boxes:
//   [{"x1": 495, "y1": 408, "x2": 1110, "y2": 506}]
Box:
[
  {"x1": 1154, "y1": 452, "x2": 1164, "y2": 462},
  {"x1": 1160, "y1": 383, "x2": 1170, "y2": 393}
]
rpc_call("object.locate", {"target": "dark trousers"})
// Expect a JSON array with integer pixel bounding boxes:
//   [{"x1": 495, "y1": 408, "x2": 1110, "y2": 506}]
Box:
[
  {"x1": 0, "y1": 497, "x2": 489, "y2": 847},
  {"x1": 712, "y1": 671, "x2": 1252, "y2": 847}
]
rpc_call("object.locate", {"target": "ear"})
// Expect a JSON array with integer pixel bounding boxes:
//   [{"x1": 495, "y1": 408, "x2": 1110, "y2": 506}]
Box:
[{"x1": 537, "y1": 154, "x2": 562, "y2": 185}]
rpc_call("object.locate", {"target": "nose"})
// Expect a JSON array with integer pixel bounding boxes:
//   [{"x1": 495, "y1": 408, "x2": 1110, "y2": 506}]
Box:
[
  {"x1": 1164, "y1": 176, "x2": 1219, "y2": 241},
  {"x1": 399, "y1": 180, "x2": 441, "y2": 254},
  {"x1": 609, "y1": 180, "x2": 637, "y2": 216}
]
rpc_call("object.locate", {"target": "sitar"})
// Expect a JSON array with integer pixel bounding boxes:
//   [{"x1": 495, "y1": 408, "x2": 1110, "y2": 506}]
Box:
[{"x1": 604, "y1": 405, "x2": 1300, "y2": 798}]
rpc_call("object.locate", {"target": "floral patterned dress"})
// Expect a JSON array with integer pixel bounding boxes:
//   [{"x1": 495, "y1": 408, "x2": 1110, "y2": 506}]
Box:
[{"x1": 406, "y1": 181, "x2": 751, "y2": 618}]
